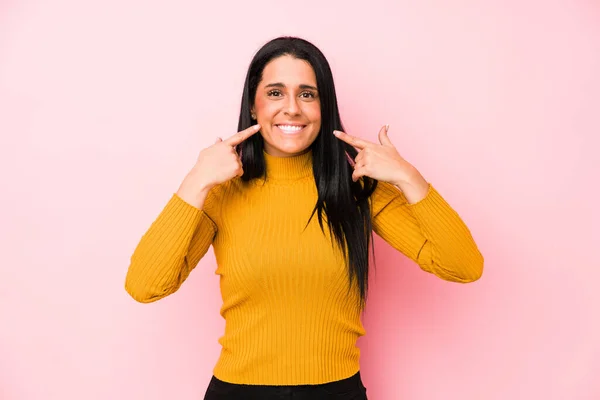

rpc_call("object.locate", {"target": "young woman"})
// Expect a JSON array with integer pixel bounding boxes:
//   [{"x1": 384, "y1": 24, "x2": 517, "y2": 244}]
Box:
[{"x1": 125, "y1": 36, "x2": 484, "y2": 400}]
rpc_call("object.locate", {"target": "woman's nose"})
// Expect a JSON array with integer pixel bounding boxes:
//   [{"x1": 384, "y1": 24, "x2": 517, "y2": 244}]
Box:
[{"x1": 284, "y1": 97, "x2": 300, "y2": 115}]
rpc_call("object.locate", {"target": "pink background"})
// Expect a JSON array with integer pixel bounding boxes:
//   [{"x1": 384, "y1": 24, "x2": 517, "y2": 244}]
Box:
[{"x1": 1, "y1": 1, "x2": 599, "y2": 399}]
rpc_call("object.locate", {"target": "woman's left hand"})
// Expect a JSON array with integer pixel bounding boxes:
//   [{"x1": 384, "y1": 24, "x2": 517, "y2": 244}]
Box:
[
  {"x1": 333, "y1": 125, "x2": 416, "y2": 184},
  {"x1": 333, "y1": 125, "x2": 430, "y2": 203}
]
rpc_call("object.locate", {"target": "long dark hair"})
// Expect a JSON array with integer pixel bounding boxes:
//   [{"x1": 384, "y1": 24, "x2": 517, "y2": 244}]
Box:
[{"x1": 236, "y1": 36, "x2": 378, "y2": 308}]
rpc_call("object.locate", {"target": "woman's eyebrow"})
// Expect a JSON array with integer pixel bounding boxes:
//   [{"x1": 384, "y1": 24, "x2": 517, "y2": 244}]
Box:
[
  {"x1": 264, "y1": 82, "x2": 318, "y2": 91},
  {"x1": 299, "y1": 84, "x2": 318, "y2": 91}
]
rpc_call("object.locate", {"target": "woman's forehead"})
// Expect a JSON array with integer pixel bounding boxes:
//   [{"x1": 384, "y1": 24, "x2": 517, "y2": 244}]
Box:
[{"x1": 260, "y1": 55, "x2": 317, "y2": 88}]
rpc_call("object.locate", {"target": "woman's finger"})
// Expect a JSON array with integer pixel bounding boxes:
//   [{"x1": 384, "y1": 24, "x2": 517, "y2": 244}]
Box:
[
  {"x1": 352, "y1": 166, "x2": 366, "y2": 182},
  {"x1": 333, "y1": 130, "x2": 371, "y2": 150},
  {"x1": 378, "y1": 124, "x2": 393, "y2": 147},
  {"x1": 354, "y1": 150, "x2": 365, "y2": 165},
  {"x1": 224, "y1": 124, "x2": 261, "y2": 147}
]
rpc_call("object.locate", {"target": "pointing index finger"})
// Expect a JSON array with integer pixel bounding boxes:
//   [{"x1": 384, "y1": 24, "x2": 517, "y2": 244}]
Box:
[
  {"x1": 333, "y1": 130, "x2": 371, "y2": 150},
  {"x1": 224, "y1": 124, "x2": 261, "y2": 147}
]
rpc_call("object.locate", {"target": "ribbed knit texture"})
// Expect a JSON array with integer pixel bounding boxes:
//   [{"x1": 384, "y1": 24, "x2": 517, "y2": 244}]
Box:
[{"x1": 125, "y1": 150, "x2": 483, "y2": 385}]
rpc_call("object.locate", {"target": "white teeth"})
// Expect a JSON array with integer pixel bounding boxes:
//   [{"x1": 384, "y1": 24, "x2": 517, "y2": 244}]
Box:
[{"x1": 277, "y1": 125, "x2": 304, "y2": 133}]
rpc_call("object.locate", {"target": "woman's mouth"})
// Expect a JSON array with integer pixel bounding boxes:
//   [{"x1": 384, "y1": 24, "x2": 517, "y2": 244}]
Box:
[{"x1": 275, "y1": 124, "x2": 307, "y2": 135}]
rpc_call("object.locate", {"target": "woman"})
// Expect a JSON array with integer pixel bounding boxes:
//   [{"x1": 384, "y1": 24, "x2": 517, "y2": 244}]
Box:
[{"x1": 125, "y1": 36, "x2": 483, "y2": 399}]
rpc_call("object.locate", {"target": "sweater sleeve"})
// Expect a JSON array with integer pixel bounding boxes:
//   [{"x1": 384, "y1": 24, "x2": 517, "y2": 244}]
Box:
[
  {"x1": 124, "y1": 186, "x2": 220, "y2": 303},
  {"x1": 371, "y1": 181, "x2": 484, "y2": 283}
]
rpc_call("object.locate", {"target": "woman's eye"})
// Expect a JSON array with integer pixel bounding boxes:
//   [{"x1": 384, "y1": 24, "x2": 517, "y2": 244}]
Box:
[{"x1": 267, "y1": 90, "x2": 316, "y2": 99}]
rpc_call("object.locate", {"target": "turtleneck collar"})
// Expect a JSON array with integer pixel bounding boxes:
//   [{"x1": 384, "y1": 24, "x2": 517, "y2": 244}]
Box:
[{"x1": 263, "y1": 150, "x2": 313, "y2": 182}]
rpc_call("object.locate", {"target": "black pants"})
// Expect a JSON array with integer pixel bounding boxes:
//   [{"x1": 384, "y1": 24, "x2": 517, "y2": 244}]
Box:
[{"x1": 203, "y1": 371, "x2": 368, "y2": 399}]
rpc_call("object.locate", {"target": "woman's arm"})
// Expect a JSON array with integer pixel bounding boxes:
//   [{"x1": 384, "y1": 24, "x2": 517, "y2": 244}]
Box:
[
  {"x1": 124, "y1": 125, "x2": 259, "y2": 303},
  {"x1": 371, "y1": 181, "x2": 484, "y2": 283},
  {"x1": 124, "y1": 185, "x2": 220, "y2": 303},
  {"x1": 333, "y1": 125, "x2": 483, "y2": 282}
]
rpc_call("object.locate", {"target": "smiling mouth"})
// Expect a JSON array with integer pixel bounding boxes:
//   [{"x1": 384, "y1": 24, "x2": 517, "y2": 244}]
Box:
[{"x1": 275, "y1": 124, "x2": 307, "y2": 135}]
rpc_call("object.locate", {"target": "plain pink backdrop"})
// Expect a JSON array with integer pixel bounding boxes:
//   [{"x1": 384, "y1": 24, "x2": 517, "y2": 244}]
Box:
[{"x1": 1, "y1": 1, "x2": 598, "y2": 399}]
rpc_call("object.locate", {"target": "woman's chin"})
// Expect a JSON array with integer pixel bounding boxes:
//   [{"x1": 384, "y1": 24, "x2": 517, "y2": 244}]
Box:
[{"x1": 265, "y1": 141, "x2": 311, "y2": 157}]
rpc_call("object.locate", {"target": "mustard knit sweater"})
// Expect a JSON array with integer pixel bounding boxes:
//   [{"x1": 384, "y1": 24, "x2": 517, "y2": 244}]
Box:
[{"x1": 125, "y1": 150, "x2": 483, "y2": 385}]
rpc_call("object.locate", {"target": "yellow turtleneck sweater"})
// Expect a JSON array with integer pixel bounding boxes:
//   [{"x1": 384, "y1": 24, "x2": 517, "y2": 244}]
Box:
[{"x1": 125, "y1": 150, "x2": 483, "y2": 385}]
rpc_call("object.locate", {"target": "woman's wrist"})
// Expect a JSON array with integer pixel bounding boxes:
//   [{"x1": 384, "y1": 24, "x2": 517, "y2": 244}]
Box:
[
  {"x1": 176, "y1": 172, "x2": 212, "y2": 209},
  {"x1": 391, "y1": 167, "x2": 429, "y2": 204}
]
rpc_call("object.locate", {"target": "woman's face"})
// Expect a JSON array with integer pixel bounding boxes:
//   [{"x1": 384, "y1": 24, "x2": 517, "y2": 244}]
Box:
[{"x1": 252, "y1": 55, "x2": 322, "y2": 157}]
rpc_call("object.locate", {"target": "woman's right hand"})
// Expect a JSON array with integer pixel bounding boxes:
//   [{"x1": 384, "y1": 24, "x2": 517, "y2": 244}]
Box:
[{"x1": 176, "y1": 124, "x2": 261, "y2": 208}]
